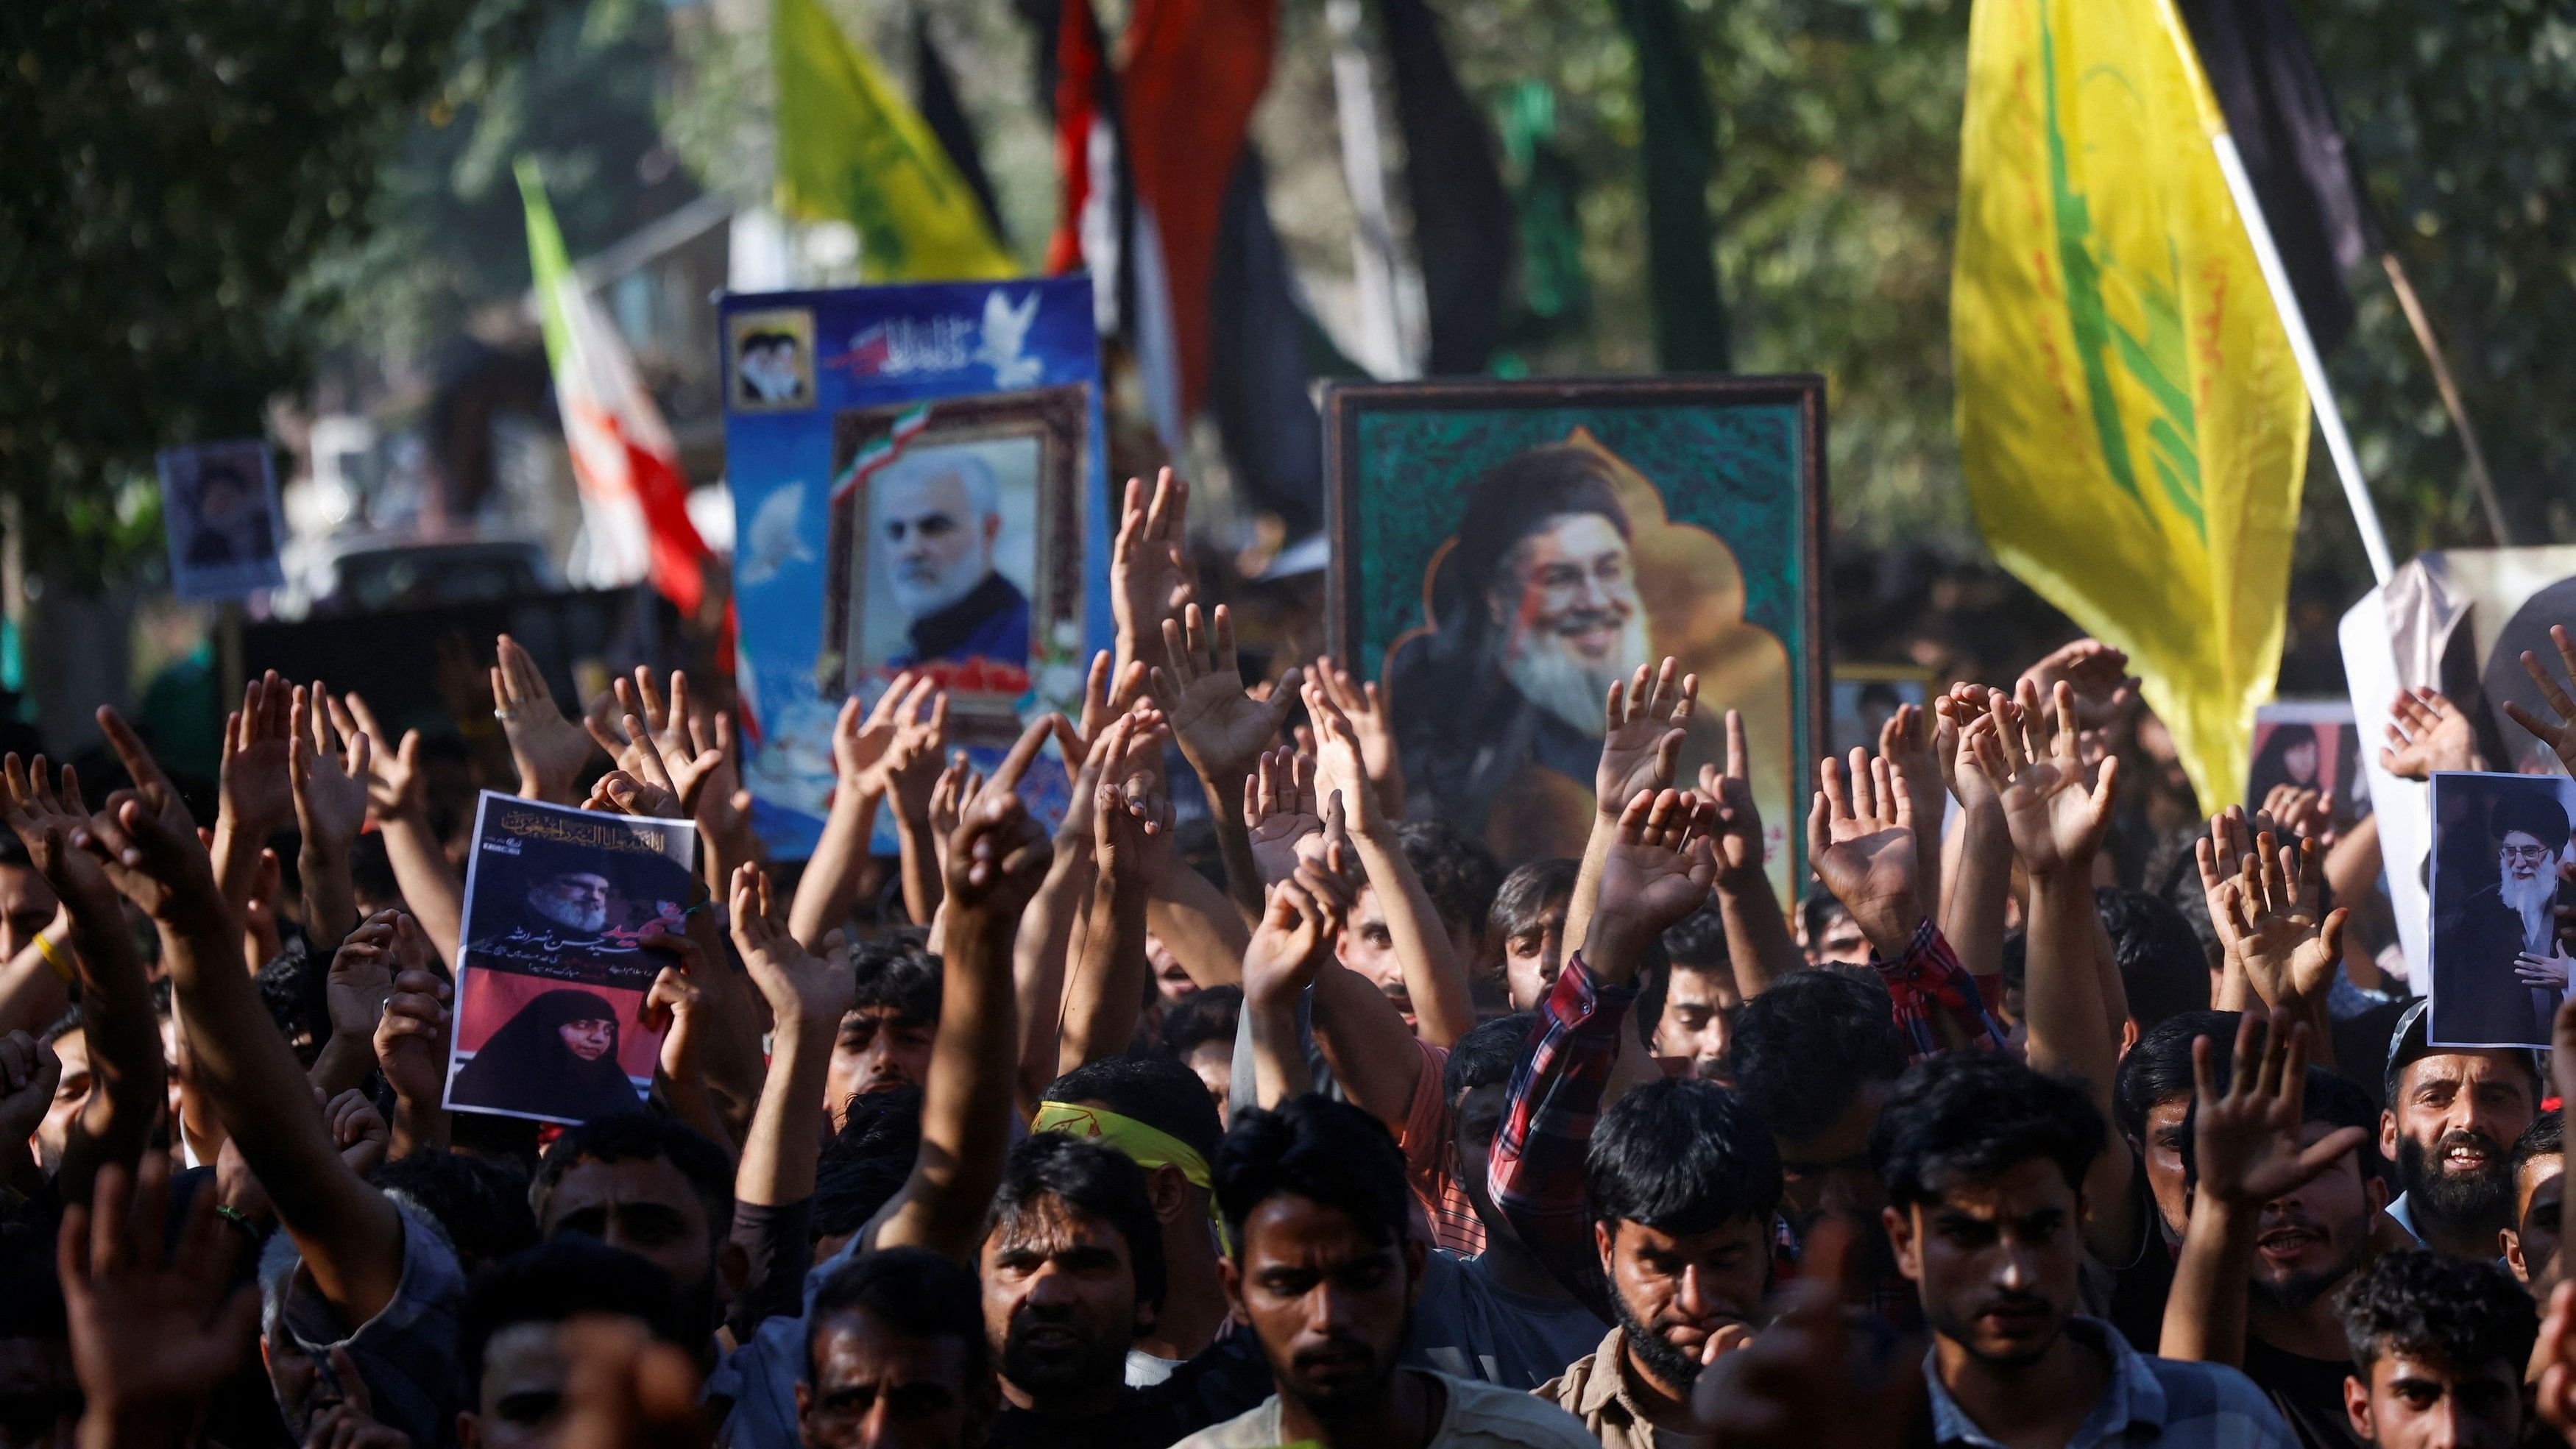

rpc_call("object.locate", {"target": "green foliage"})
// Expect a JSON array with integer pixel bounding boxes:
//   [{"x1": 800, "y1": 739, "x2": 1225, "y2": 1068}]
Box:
[{"x1": 0, "y1": 0, "x2": 545, "y2": 576}]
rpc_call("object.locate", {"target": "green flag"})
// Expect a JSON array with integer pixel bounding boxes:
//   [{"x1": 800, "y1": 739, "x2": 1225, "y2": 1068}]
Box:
[
  {"x1": 1616, "y1": 0, "x2": 1729, "y2": 371},
  {"x1": 772, "y1": 0, "x2": 1014, "y2": 280}
]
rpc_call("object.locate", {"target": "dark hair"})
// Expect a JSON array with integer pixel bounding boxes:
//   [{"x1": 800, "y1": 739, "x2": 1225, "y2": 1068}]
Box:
[
  {"x1": 1443, "y1": 1013, "x2": 1536, "y2": 1105},
  {"x1": 1396, "y1": 820, "x2": 1503, "y2": 943},
  {"x1": 1215, "y1": 1095, "x2": 1409, "y2": 1254},
  {"x1": 2180, "y1": 1064, "x2": 2382, "y2": 1188},
  {"x1": 2384, "y1": 1002, "x2": 2543, "y2": 1107},
  {"x1": 1998, "y1": 931, "x2": 2026, "y2": 993},
  {"x1": 987, "y1": 1133, "x2": 1167, "y2": 1311},
  {"x1": 806, "y1": 1247, "x2": 991, "y2": 1383},
  {"x1": 38, "y1": 1004, "x2": 80, "y2": 1046},
  {"x1": 2115, "y1": 1010, "x2": 2240, "y2": 1144},
  {"x1": 2513, "y1": 1110, "x2": 2564, "y2": 1186},
  {"x1": 254, "y1": 932, "x2": 330, "y2": 1063},
  {"x1": 1726, "y1": 971, "x2": 1907, "y2": 1141},
  {"x1": 1444, "y1": 446, "x2": 1632, "y2": 621},
  {"x1": 1588, "y1": 1077, "x2": 1782, "y2": 1234},
  {"x1": 1043, "y1": 1055, "x2": 1225, "y2": 1167},
  {"x1": 533, "y1": 1115, "x2": 736, "y2": 1236},
  {"x1": 2094, "y1": 888, "x2": 2212, "y2": 1030},
  {"x1": 1661, "y1": 900, "x2": 1730, "y2": 972},
  {"x1": 815, "y1": 1086, "x2": 924, "y2": 1241},
  {"x1": 458, "y1": 1239, "x2": 687, "y2": 1395},
  {"x1": 849, "y1": 942, "x2": 941, "y2": 1027},
  {"x1": 1160, "y1": 985, "x2": 1242, "y2": 1060},
  {"x1": 2338, "y1": 1250, "x2": 2538, "y2": 1375},
  {"x1": 1872, "y1": 1052, "x2": 2105, "y2": 1211},
  {"x1": 1799, "y1": 888, "x2": 1853, "y2": 949},
  {"x1": 369, "y1": 1152, "x2": 539, "y2": 1272},
  {"x1": 1490, "y1": 860, "x2": 1579, "y2": 946}
]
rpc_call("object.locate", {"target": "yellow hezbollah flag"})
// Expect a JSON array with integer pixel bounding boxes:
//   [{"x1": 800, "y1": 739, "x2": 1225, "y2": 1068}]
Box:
[
  {"x1": 773, "y1": 0, "x2": 1014, "y2": 280},
  {"x1": 1954, "y1": 0, "x2": 2310, "y2": 814}
]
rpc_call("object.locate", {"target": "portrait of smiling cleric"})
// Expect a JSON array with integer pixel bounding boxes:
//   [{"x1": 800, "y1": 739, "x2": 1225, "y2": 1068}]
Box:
[{"x1": 871, "y1": 447, "x2": 1031, "y2": 670}]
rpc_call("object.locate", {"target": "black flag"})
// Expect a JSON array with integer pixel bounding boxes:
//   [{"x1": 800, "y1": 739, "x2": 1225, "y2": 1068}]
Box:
[
  {"x1": 1375, "y1": 0, "x2": 1517, "y2": 376},
  {"x1": 2176, "y1": 0, "x2": 2379, "y2": 352},
  {"x1": 912, "y1": 7, "x2": 1008, "y2": 246}
]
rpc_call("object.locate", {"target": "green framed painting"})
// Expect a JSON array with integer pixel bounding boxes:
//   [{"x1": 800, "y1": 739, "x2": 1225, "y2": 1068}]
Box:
[{"x1": 1324, "y1": 377, "x2": 1828, "y2": 906}]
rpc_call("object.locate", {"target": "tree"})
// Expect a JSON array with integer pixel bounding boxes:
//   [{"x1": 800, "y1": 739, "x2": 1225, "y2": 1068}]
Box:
[{"x1": 0, "y1": 0, "x2": 550, "y2": 578}]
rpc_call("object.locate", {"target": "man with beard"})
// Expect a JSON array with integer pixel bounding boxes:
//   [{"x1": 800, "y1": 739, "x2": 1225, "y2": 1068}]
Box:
[
  {"x1": 1536, "y1": 1079, "x2": 1780, "y2": 1448},
  {"x1": 467, "y1": 845, "x2": 623, "y2": 974},
  {"x1": 977, "y1": 1133, "x2": 1165, "y2": 1448},
  {"x1": 799, "y1": 1248, "x2": 996, "y2": 1449},
  {"x1": 2432, "y1": 790, "x2": 2571, "y2": 1046},
  {"x1": 2164, "y1": 1015, "x2": 2385, "y2": 1448},
  {"x1": 1385, "y1": 446, "x2": 1654, "y2": 860},
  {"x1": 531, "y1": 1114, "x2": 743, "y2": 1367},
  {"x1": 873, "y1": 451, "x2": 1030, "y2": 670},
  {"x1": 2504, "y1": 1111, "x2": 2563, "y2": 1300},
  {"x1": 2378, "y1": 1002, "x2": 2541, "y2": 1261},
  {"x1": 1874, "y1": 1052, "x2": 2294, "y2": 1449},
  {"x1": 1176, "y1": 1095, "x2": 1594, "y2": 1449},
  {"x1": 2337, "y1": 1252, "x2": 2536, "y2": 1449}
]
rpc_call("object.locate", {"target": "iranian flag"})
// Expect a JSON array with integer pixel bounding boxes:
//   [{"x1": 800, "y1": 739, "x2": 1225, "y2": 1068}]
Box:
[{"x1": 515, "y1": 157, "x2": 711, "y2": 617}]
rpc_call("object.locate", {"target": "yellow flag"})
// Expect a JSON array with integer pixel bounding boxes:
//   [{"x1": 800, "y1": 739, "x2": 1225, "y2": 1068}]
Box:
[
  {"x1": 772, "y1": 0, "x2": 1015, "y2": 280},
  {"x1": 1954, "y1": 0, "x2": 2310, "y2": 814}
]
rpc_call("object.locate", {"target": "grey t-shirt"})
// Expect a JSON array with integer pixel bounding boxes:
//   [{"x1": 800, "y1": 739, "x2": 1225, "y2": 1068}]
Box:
[
  {"x1": 1404, "y1": 1249, "x2": 1607, "y2": 1392},
  {"x1": 275, "y1": 1202, "x2": 467, "y2": 1449}
]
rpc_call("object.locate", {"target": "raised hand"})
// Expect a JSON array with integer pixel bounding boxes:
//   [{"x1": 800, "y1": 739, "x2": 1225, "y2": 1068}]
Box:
[
  {"x1": 323, "y1": 1087, "x2": 390, "y2": 1177},
  {"x1": 0, "y1": 1030, "x2": 61, "y2": 1155},
  {"x1": 1242, "y1": 857, "x2": 1356, "y2": 1010},
  {"x1": 1878, "y1": 700, "x2": 1947, "y2": 846},
  {"x1": 328, "y1": 693, "x2": 425, "y2": 823},
  {"x1": 1091, "y1": 708, "x2": 1175, "y2": 888},
  {"x1": 1693, "y1": 709, "x2": 1766, "y2": 888},
  {"x1": 927, "y1": 752, "x2": 982, "y2": 879},
  {"x1": 76, "y1": 713, "x2": 218, "y2": 924},
  {"x1": 1304, "y1": 676, "x2": 1389, "y2": 836},
  {"x1": 1967, "y1": 680, "x2": 2120, "y2": 880},
  {"x1": 2220, "y1": 832, "x2": 2344, "y2": 1012},
  {"x1": 1153, "y1": 603, "x2": 1298, "y2": 787},
  {"x1": 217, "y1": 670, "x2": 297, "y2": 848},
  {"x1": 57, "y1": 1157, "x2": 261, "y2": 1441},
  {"x1": 1309, "y1": 655, "x2": 1404, "y2": 818},
  {"x1": 1591, "y1": 787, "x2": 1720, "y2": 973},
  {"x1": 1110, "y1": 468, "x2": 1193, "y2": 660},
  {"x1": 2379, "y1": 687, "x2": 2476, "y2": 779},
  {"x1": 3, "y1": 752, "x2": 114, "y2": 912},
  {"x1": 2259, "y1": 784, "x2": 2331, "y2": 843},
  {"x1": 325, "y1": 912, "x2": 401, "y2": 1049},
  {"x1": 2190, "y1": 1010, "x2": 2366, "y2": 1208},
  {"x1": 2503, "y1": 624, "x2": 2576, "y2": 777},
  {"x1": 1244, "y1": 748, "x2": 1323, "y2": 886},
  {"x1": 1595, "y1": 658, "x2": 1698, "y2": 819},
  {"x1": 491, "y1": 634, "x2": 597, "y2": 803},
  {"x1": 729, "y1": 862, "x2": 857, "y2": 1029},
  {"x1": 373, "y1": 965, "x2": 451, "y2": 1110},
  {"x1": 1064, "y1": 649, "x2": 1151, "y2": 762},
  {"x1": 944, "y1": 772, "x2": 1055, "y2": 919},
  {"x1": 289, "y1": 684, "x2": 371, "y2": 861},
  {"x1": 1689, "y1": 1217, "x2": 1924, "y2": 1449},
  {"x1": 2018, "y1": 637, "x2": 2140, "y2": 732},
  {"x1": 1805, "y1": 748, "x2": 1926, "y2": 959}
]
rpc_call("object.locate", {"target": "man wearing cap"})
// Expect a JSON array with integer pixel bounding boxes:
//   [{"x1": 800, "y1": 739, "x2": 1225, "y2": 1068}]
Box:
[
  {"x1": 2378, "y1": 1000, "x2": 2542, "y2": 1262},
  {"x1": 2432, "y1": 790, "x2": 2572, "y2": 1047}
]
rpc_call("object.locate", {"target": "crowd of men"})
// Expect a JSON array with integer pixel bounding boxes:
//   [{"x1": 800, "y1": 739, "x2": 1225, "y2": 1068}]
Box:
[{"x1": 9, "y1": 468, "x2": 2576, "y2": 1449}]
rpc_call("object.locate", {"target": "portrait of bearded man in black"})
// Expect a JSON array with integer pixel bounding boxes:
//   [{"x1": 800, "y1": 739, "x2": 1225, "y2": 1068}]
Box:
[{"x1": 2432, "y1": 786, "x2": 2574, "y2": 1047}]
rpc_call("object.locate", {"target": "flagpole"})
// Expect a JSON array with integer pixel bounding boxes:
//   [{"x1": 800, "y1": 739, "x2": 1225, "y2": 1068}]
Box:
[
  {"x1": 2378, "y1": 250, "x2": 2513, "y2": 547},
  {"x1": 2208, "y1": 132, "x2": 2396, "y2": 584}
]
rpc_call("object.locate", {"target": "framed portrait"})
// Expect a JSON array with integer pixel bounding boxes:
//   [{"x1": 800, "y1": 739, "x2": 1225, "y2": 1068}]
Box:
[
  {"x1": 728, "y1": 307, "x2": 817, "y2": 413},
  {"x1": 2248, "y1": 700, "x2": 2364, "y2": 821},
  {"x1": 157, "y1": 439, "x2": 286, "y2": 602},
  {"x1": 2427, "y1": 770, "x2": 2576, "y2": 1049},
  {"x1": 817, "y1": 386, "x2": 1089, "y2": 746},
  {"x1": 1324, "y1": 376, "x2": 1827, "y2": 904},
  {"x1": 1832, "y1": 664, "x2": 1936, "y2": 761}
]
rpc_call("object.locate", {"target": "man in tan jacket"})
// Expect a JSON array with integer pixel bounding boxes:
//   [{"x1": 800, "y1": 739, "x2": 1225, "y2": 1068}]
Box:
[{"x1": 1530, "y1": 1078, "x2": 1782, "y2": 1447}]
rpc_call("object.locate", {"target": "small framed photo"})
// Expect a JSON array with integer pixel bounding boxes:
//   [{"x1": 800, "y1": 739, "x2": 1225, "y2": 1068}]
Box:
[
  {"x1": 729, "y1": 307, "x2": 817, "y2": 412},
  {"x1": 2427, "y1": 770, "x2": 2576, "y2": 1049},
  {"x1": 1324, "y1": 376, "x2": 1827, "y2": 901},
  {"x1": 1833, "y1": 664, "x2": 1937, "y2": 760},
  {"x1": 158, "y1": 440, "x2": 285, "y2": 601},
  {"x1": 2249, "y1": 700, "x2": 2366, "y2": 822}
]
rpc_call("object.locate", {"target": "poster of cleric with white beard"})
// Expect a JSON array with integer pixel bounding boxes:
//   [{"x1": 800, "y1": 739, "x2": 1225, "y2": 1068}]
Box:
[
  {"x1": 443, "y1": 793, "x2": 697, "y2": 1124},
  {"x1": 2427, "y1": 772, "x2": 2576, "y2": 1049},
  {"x1": 1324, "y1": 378, "x2": 1826, "y2": 904},
  {"x1": 719, "y1": 279, "x2": 1104, "y2": 856},
  {"x1": 156, "y1": 440, "x2": 287, "y2": 601}
]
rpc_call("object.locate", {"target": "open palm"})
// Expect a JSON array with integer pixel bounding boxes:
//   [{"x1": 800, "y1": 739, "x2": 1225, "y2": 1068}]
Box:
[
  {"x1": 1155, "y1": 603, "x2": 1295, "y2": 784},
  {"x1": 2502, "y1": 624, "x2": 2576, "y2": 776},
  {"x1": 1805, "y1": 749, "x2": 1923, "y2": 953},
  {"x1": 1599, "y1": 788, "x2": 1720, "y2": 936},
  {"x1": 1969, "y1": 682, "x2": 2115, "y2": 879},
  {"x1": 1596, "y1": 658, "x2": 1697, "y2": 814}
]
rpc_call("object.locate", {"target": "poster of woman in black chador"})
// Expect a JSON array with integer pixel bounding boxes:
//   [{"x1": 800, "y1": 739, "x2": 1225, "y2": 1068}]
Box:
[{"x1": 443, "y1": 792, "x2": 698, "y2": 1124}]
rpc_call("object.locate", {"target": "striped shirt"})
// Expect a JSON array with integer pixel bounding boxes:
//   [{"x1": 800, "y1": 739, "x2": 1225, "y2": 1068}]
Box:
[{"x1": 1925, "y1": 1317, "x2": 2296, "y2": 1449}]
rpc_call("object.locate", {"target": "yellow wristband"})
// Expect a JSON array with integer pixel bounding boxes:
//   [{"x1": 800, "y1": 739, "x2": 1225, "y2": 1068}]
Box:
[{"x1": 32, "y1": 932, "x2": 72, "y2": 984}]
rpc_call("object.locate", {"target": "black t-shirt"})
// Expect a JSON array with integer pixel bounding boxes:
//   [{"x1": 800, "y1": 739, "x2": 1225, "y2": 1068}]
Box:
[
  {"x1": 2103, "y1": 1148, "x2": 2179, "y2": 1352},
  {"x1": 2241, "y1": 1337, "x2": 2361, "y2": 1449},
  {"x1": 988, "y1": 1325, "x2": 1273, "y2": 1449}
]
